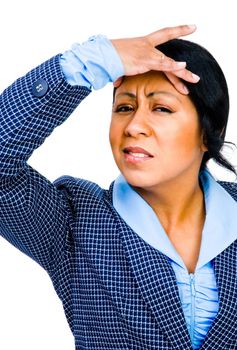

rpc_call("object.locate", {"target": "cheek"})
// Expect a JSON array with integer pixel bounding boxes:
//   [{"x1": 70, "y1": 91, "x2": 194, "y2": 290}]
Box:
[
  {"x1": 181, "y1": 124, "x2": 203, "y2": 153},
  {"x1": 109, "y1": 120, "x2": 120, "y2": 151},
  {"x1": 158, "y1": 122, "x2": 202, "y2": 158},
  {"x1": 109, "y1": 123, "x2": 115, "y2": 147}
]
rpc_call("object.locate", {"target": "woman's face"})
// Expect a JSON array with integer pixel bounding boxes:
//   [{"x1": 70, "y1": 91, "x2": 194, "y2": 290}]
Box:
[{"x1": 109, "y1": 71, "x2": 206, "y2": 190}]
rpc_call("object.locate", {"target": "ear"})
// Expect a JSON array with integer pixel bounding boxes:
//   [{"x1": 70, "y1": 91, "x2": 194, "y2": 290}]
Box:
[
  {"x1": 200, "y1": 131, "x2": 208, "y2": 152},
  {"x1": 201, "y1": 144, "x2": 208, "y2": 152}
]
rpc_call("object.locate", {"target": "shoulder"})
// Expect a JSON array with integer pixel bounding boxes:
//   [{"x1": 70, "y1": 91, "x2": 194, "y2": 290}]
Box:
[
  {"x1": 218, "y1": 180, "x2": 237, "y2": 202},
  {"x1": 54, "y1": 175, "x2": 113, "y2": 208},
  {"x1": 54, "y1": 175, "x2": 105, "y2": 196},
  {"x1": 53, "y1": 176, "x2": 120, "y2": 231}
]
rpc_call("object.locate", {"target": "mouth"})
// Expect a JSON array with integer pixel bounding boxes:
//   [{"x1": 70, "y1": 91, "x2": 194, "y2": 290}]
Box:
[{"x1": 123, "y1": 146, "x2": 154, "y2": 163}]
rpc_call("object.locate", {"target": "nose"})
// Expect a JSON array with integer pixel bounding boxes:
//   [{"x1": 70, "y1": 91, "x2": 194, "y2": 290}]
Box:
[{"x1": 124, "y1": 107, "x2": 152, "y2": 138}]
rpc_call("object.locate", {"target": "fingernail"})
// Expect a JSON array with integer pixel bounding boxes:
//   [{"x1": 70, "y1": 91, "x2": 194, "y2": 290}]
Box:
[
  {"x1": 176, "y1": 61, "x2": 186, "y2": 68},
  {"x1": 182, "y1": 85, "x2": 189, "y2": 94},
  {"x1": 188, "y1": 24, "x2": 197, "y2": 30},
  {"x1": 192, "y1": 73, "x2": 200, "y2": 82}
]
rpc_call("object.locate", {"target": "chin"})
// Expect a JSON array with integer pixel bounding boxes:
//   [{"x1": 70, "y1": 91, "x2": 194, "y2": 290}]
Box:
[{"x1": 121, "y1": 170, "x2": 158, "y2": 189}]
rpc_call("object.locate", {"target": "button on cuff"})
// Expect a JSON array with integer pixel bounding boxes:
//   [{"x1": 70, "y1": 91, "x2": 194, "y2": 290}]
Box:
[{"x1": 32, "y1": 78, "x2": 49, "y2": 98}]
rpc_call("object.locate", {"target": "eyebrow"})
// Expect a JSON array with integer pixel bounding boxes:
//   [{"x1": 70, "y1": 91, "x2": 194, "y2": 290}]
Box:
[{"x1": 115, "y1": 91, "x2": 182, "y2": 102}]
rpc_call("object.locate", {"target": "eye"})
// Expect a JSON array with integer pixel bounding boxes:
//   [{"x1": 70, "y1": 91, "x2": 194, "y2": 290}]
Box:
[
  {"x1": 153, "y1": 106, "x2": 172, "y2": 114},
  {"x1": 114, "y1": 104, "x2": 134, "y2": 113}
]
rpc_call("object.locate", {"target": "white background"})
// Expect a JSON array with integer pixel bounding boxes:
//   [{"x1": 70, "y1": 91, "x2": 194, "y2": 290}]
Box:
[{"x1": 0, "y1": 0, "x2": 237, "y2": 349}]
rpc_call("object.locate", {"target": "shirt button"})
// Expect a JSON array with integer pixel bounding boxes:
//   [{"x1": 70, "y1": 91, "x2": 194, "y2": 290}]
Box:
[{"x1": 32, "y1": 78, "x2": 49, "y2": 98}]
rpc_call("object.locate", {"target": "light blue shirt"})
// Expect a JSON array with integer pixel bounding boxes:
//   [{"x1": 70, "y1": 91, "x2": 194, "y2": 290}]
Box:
[
  {"x1": 60, "y1": 35, "x2": 124, "y2": 90},
  {"x1": 59, "y1": 36, "x2": 237, "y2": 349},
  {"x1": 113, "y1": 170, "x2": 237, "y2": 349}
]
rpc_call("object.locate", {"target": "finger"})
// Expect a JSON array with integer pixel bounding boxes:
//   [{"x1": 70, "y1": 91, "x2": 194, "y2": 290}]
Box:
[
  {"x1": 147, "y1": 24, "x2": 196, "y2": 46},
  {"x1": 147, "y1": 50, "x2": 200, "y2": 84},
  {"x1": 148, "y1": 50, "x2": 187, "y2": 71},
  {"x1": 171, "y1": 68, "x2": 200, "y2": 83},
  {"x1": 165, "y1": 72, "x2": 189, "y2": 95},
  {"x1": 113, "y1": 76, "x2": 124, "y2": 87}
]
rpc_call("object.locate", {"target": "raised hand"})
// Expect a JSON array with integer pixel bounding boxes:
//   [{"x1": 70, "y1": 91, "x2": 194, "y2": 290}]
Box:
[{"x1": 111, "y1": 25, "x2": 200, "y2": 94}]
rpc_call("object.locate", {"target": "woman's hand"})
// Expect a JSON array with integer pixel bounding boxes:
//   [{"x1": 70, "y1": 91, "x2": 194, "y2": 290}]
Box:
[{"x1": 111, "y1": 25, "x2": 200, "y2": 94}]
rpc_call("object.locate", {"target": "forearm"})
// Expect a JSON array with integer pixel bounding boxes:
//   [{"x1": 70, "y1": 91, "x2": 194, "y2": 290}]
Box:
[
  {"x1": 0, "y1": 54, "x2": 90, "y2": 178},
  {"x1": 60, "y1": 34, "x2": 124, "y2": 89},
  {"x1": 0, "y1": 55, "x2": 90, "y2": 271},
  {"x1": 0, "y1": 35, "x2": 123, "y2": 270}
]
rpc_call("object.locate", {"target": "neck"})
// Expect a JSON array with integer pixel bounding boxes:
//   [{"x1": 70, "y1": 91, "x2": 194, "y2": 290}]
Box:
[{"x1": 134, "y1": 171, "x2": 205, "y2": 234}]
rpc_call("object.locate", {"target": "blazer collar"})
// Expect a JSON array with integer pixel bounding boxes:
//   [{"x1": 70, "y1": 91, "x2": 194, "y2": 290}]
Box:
[
  {"x1": 113, "y1": 169, "x2": 237, "y2": 271},
  {"x1": 111, "y1": 170, "x2": 237, "y2": 348},
  {"x1": 113, "y1": 206, "x2": 237, "y2": 349},
  {"x1": 200, "y1": 241, "x2": 237, "y2": 349},
  {"x1": 198, "y1": 170, "x2": 237, "y2": 268},
  {"x1": 117, "y1": 218, "x2": 193, "y2": 349}
]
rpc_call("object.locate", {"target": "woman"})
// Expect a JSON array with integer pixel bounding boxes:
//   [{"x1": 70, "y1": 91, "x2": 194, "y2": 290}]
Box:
[{"x1": 0, "y1": 25, "x2": 236, "y2": 349}]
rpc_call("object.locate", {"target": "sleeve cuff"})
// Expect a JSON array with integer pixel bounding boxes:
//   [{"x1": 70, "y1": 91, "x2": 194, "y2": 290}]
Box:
[{"x1": 60, "y1": 35, "x2": 124, "y2": 90}]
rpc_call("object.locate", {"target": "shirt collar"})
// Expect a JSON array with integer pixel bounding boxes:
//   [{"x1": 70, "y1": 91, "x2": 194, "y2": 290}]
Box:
[{"x1": 112, "y1": 169, "x2": 237, "y2": 271}]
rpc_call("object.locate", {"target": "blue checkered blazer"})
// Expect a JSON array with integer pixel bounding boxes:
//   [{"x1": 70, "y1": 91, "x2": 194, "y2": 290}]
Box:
[{"x1": 1, "y1": 55, "x2": 237, "y2": 349}]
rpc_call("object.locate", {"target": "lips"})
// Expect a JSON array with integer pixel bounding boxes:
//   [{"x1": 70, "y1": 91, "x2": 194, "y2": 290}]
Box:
[{"x1": 123, "y1": 146, "x2": 154, "y2": 159}]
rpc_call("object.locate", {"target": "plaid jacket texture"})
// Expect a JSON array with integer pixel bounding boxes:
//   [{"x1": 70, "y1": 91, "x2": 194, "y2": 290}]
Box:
[{"x1": 0, "y1": 55, "x2": 236, "y2": 349}]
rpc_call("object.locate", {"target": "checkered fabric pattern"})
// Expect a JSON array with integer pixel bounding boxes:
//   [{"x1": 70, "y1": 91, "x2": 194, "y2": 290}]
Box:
[{"x1": 0, "y1": 56, "x2": 236, "y2": 349}]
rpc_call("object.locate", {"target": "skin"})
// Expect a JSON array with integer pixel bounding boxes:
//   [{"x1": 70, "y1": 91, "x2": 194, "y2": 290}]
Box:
[
  {"x1": 109, "y1": 71, "x2": 207, "y2": 273},
  {"x1": 111, "y1": 24, "x2": 200, "y2": 94}
]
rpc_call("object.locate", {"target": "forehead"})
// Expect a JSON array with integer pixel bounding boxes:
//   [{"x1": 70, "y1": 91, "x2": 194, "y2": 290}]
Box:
[
  {"x1": 114, "y1": 71, "x2": 178, "y2": 98},
  {"x1": 113, "y1": 71, "x2": 197, "y2": 114}
]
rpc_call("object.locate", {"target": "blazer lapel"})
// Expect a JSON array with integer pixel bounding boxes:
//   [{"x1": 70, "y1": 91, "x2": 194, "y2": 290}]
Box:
[
  {"x1": 119, "y1": 219, "x2": 192, "y2": 349},
  {"x1": 200, "y1": 241, "x2": 237, "y2": 349}
]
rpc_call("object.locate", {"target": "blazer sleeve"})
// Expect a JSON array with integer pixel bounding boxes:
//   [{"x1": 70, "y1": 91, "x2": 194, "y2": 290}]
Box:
[{"x1": 0, "y1": 54, "x2": 91, "y2": 272}]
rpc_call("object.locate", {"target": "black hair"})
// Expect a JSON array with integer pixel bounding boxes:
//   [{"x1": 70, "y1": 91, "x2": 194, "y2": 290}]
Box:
[{"x1": 156, "y1": 39, "x2": 236, "y2": 175}]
